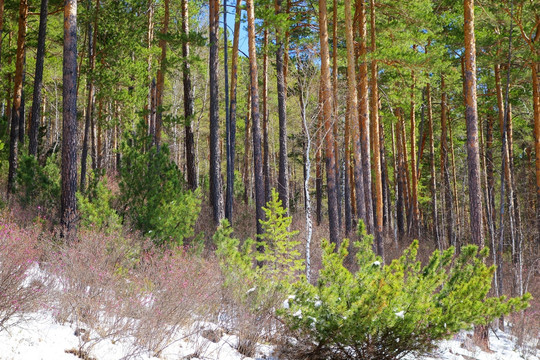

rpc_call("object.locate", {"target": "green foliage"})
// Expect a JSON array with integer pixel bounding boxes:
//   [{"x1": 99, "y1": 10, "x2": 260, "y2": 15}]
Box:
[
  {"x1": 257, "y1": 188, "x2": 303, "y2": 284},
  {"x1": 17, "y1": 154, "x2": 60, "y2": 210},
  {"x1": 119, "y1": 127, "x2": 200, "y2": 247},
  {"x1": 77, "y1": 174, "x2": 121, "y2": 233},
  {"x1": 279, "y1": 223, "x2": 531, "y2": 360}
]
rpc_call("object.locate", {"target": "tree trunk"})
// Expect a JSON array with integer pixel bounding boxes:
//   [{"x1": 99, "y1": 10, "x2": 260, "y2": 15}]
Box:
[
  {"x1": 332, "y1": 0, "x2": 341, "y2": 227},
  {"x1": 182, "y1": 0, "x2": 196, "y2": 189},
  {"x1": 7, "y1": 0, "x2": 27, "y2": 195},
  {"x1": 427, "y1": 82, "x2": 440, "y2": 248},
  {"x1": 262, "y1": 26, "x2": 270, "y2": 203},
  {"x1": 370, "y1": 0, "x2": 383, "y2": 256},
  {"x1": 441, "y1": 74, "x2": 455, "y2": 248},
  {"x1": 464, "y1": 0, "x2": 488, "y2": 348},
  {"x1": 316, "y1": 85, "x2": 323, "y2": 226},
  {"x1": 533, "y1": 63, "x2": 540, "y2": 237},
  {"x1": 319, "y1": 0, "x2": 340, "y2": 245},
  {"x1": 344, "y1": 0, "x2": 363, "y2": 232},
  {"x1": 209, "y1": 0, "x2": 224, "y2": 223},
  {"x1": 81, "y1": 0, "x2": 99, "y2": 192},
  {"x1": 155, "y1": 0, "x2": 169, "y2": 149},
  {"x1": 61, "y1": 0, "x2": 78, "y2": 238},
  {"x1": 409, "y1": 70, "x2": 419, "y2": 236},
  {"x1": 29, "y1": 0, "x2": 48, "y2": 157},
  {"x1": 224, "y1": 0, "x2": 234, "y2": 222},
  {"x1": 247, "y1": 0, "x2": 265, "y2": 236},
  {"x1": 395, "y1": 110, "x2": 406, "y2": 238},
  {"x1": 276, "y1": 0, "x2": 289, "y2": 214},
  {"x1": 355, "y1": 0, "x2": 374, "y2": 234},
  {"x1": 243, "y1": 89, "x2": 252, "y2": 205}
]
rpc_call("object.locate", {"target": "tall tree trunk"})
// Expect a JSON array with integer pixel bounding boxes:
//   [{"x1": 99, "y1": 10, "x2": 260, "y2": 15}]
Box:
[
  {"x1": 247, "y1": 0, "x2": 265, "y2": 237},
  {"x1": 395, "y1": 110, "x2": 406, "y2": 238},
  {"x1": 262, "y1": 26, "x2": 270, "y2": 203},
  {"x1": 533, "y1": 63, "x2": 540, "y2": 237},
  {"x1": 332, "y1": 0, "x2": 341, "y2": 227},
  {"x1": 319, "y1": 0, "x2": 340, "y2": 245},
  {"x1": 356, "y1": 0, "x2": 374, "y2": 234},
  {"x1": 0, "y1": 0, "x2": 4, "y2": 70},
  {"x1": 155, "y1": 0, "x2": 169, "y2": 149},
  {"x1": 464, "y1": 0, "x2": 488, "y2": 349},
  {"x1": 316, "y1": 85, "x2": 323, "y2": 226},
  {"x1": 441, "y1": 74, "x2": 455, "y2": 247},
  {"x1": 224, "y1": 0, "x2": 234, "y2": 221},
  {"x1": 370, "y1": 0, "x2": 383, "y2": 256},
  {"x1": 29, "y1": 0, "x2": 48, "y2": 157},
  {"x1": 81, "y1": 0, "x2": 99, "y2": 192},
  {"x1": 276, "y1": 0, "x2": 289, "y2": 214},
  {"x1": 182, "y1": 0, "x2": 196, "y2": 189},
  {"x1": 209, "y1": 0, "x2": 224, "y2": 223},
  {"x1": 344, "y1": 0, "x2": 360, "y2": 233},
  {"x1": 243, "y1": 89, "x2": 252, "y2": 205},
  {"x1": 409, "y1": 70, "x2": 419, "y2": 236},
  {"x1": 427, "y1": 82, "x2": 440, "y2": 248},
  {"x1": 7, "y1": 0, "x2": 27, "y2": 195},
  {"x1": 61, "y1": 0, "x2": 78, "y2": 238}
]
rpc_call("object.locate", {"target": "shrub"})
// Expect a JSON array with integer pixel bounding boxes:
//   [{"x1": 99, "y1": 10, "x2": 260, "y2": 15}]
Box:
[
  {"x1": 77, "y1": 174, "x2": 121, "y2": 233},
  {"x1": 118, "y1": 128, "x2": 200, "y2": 247},
  {"x1": 213, "y1": 191, "x2": 302, "y2": 357},
  {"x1": 0, "y1": 221, "x2": 45, "y2": 331},
  {"x1": 16, "y1": 154, "x2": 60, "y2": 212},
  {"x1": 278, "y1": 224, "x2": 532, "y2": 360}
]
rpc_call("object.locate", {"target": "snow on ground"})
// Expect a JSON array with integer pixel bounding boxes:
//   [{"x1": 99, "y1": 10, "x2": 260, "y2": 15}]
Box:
[{"x1": 0, "y1": 311, "x2": 537, "y2": 360}]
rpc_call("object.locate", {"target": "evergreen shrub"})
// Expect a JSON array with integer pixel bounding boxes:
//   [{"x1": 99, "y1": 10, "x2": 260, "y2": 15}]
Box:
[
  {"x1": 119, "y1": 127, "x2": 200, "y2": 247},
  {"x1": 278, "y1": 223, "x2": 531, "y2": 360}
]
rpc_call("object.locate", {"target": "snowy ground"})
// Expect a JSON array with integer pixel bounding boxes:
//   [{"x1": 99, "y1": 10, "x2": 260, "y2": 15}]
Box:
[{"x1": 0, "y1": 311, "x2": 537, "y2": 360}]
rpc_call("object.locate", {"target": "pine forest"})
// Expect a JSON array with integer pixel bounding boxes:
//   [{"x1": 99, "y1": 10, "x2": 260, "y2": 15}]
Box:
[{"x1": 0, "y1": 0, "x2": 538, "y2": 359}]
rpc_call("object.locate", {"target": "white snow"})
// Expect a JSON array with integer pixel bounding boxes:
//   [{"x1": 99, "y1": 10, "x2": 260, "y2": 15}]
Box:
[{"x1": 0, "y1": 310, "x2": 537, "y2": 359}]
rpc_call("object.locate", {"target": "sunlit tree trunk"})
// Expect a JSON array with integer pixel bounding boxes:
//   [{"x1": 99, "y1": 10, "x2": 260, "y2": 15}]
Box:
[
  {"x1": 243, "y1": 89, "x2": 252, "y2": 205},
  {"x1": 464, "y1": 0, "x2": 488, "y2": 348},
  {"x1": 247, "y1": 0, "x2": 265, "y2": 236},
  {"x1": 7, "y1": 0, "x2": 27, "y2": 195},
  {"x1": 182, "y1": 0, "x2": 196, "y2": 190},
  {"x1": 355, "y1": 0, "x2": 374, "y2": 234},
  {"x1": 441, "y1": 74, "x2": 455, "y2": 248},
  {"x1": 319, "y1": 0, "x2": 340, "y2": 245},
  {"x1": 370, "y1": 0, "x2": 383, "y2": 256},
  {"x1": 426, "y1": 82, "x2": 439, "y2": 248},
  {"x1": 209, "y1": 0, "x2": 224, "y2": 223},
  {"x1": 262, "y1": 26, "x2": 270, "y2": 203},
  {"x1": 81, "y1": 0, "x2": 99, "y2": 192},
  {"x1": 316, "y1": 85, "x2": 323, "y2": 226},
  {"x1": 61, "y1": 0, "x2": 78, "y2": 238},
  {"x1": 409, "y1": 70, "x2": 419, "y2": 236},
  {"x1": 29, "y1": 0, "x2": 49, "y2": 157},
  {"x1": 344, "y1": 0, "x2": 365, "y2": 231},
  {"x1": 276, "y1": 0, "x2": 289, "y2": 213}
]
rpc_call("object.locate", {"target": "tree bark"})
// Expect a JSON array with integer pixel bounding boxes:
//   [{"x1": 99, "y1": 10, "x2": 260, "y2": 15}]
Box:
[
  {"x1": 427, "y1": 82, "x2": 440, "y2": 248},
  {"x1": 464, "y1": 0, "x2": 488, "y2": 348},
  {"x1": 7, "y1": 0, "x2": 27, "y2": 195},
  {"x1": 247, "y1": 0, "x2": 265, "y2": 237},
  {"x1": 224, "y1": 0, "x2": 234, "y2": 221},
  {"x1": 155, "y1": 0, "x2": 169, "y2": 149},
  {"x1": 370, "y1": 0, "x2": 383, "y2": 257},
  {"x1": 209, "y1": 0, "x2": 224, "y2": 223},
  {"x1": 441, "y1": 74, "x2": 455, "y2": 248},
  {"x1": 29, "y1": 0, "x2": 48, "y2": 157},
  {"x1": 319, "y1": 0, "x2": 340, "y2": 245},
  {"x1": 276, "y1": 0, "x2": 289, "y2": 214},
  {"x1": 355, "y1": 0, "x2": 374, "y2": 234},
  {"x1": 182, "y1": 0, "x2": 196, "y2": 190},
  {"x1": 262, "y1": 26, "x2": 270, "y2": 203},
  {"x1": 409, "y1": 70, "x2": 419, "y2": 235},
  {"x1": 316, "y1": 85, "x2": 323, "y2": 226},
  {"x1": 81, "y1": 0, "x2": 99, "y2": 192},
  {"x1": 61, "y1": 0, "x2": 78, "y2": 238}
]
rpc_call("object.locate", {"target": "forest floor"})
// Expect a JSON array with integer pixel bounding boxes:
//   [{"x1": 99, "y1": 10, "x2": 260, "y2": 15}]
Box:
[{"x1": 0, "y1": 308, "x2": 538, "y2": 360}]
